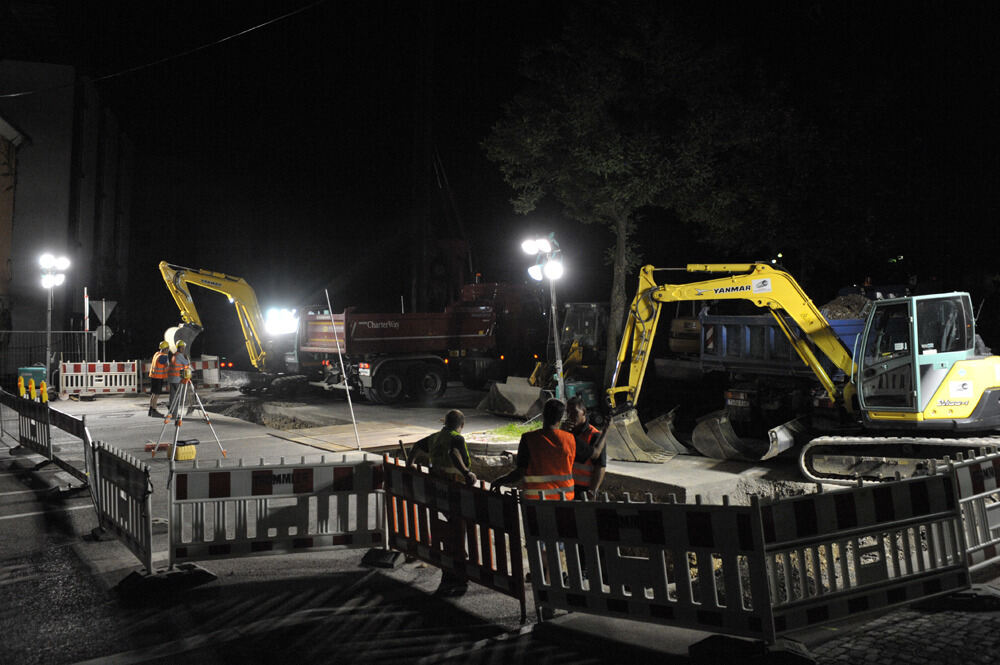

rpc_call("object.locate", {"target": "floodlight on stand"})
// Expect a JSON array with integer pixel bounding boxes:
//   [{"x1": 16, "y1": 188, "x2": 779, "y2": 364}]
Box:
[
  {"x1": 527, "y1": 264, "x2": 544, "y2": 281},
  {"x1": 535, "y1": 237, "x2": 552, "y2": 253},
  {"x1": 543, "y1": 258, "x2": 564, "y2": 280},
  {"x1": 521, "y1": 239, "x2": 539, "y2": 254},
  {"x1": 39, "y1": 253, "x2": 55, "y2": 270}
]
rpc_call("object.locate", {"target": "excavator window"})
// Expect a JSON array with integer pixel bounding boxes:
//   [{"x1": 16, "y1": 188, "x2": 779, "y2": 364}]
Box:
[{"x1": 916, "y1": 296, "x2": 973, "y2": 355}]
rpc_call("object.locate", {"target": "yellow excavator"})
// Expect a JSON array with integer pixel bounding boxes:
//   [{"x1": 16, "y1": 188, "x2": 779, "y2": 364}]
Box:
[
  {"x1": 606, "y1": 263, "x2": 1000, "y2": 483},
  {"x1": 159, "y1": 261, "x2": 304, "y2": 392}
]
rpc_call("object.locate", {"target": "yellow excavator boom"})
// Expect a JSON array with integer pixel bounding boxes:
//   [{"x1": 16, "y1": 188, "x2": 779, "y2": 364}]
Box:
[
  {"x1": 158, "y1": 261, "x2": 270, "y2": 371},
  {"x1": 608, "y1": 263, "x2": 856, "y2": 409}
]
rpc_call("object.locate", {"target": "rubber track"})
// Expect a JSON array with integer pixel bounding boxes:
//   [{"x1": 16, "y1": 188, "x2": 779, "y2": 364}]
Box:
[{"x1": 799, "y1": 434, "x2": 1000, "y2": 485}]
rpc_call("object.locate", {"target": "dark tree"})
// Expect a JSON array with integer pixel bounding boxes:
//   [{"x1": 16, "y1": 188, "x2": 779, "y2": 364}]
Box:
[{"x1": 484, "y1": 1, "x2": 834, "y2": 378}]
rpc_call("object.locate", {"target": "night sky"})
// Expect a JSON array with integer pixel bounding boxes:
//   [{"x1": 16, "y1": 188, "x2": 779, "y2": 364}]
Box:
[{"x1": 8, "y1": 1, "x2": 1000, "y2": 359}]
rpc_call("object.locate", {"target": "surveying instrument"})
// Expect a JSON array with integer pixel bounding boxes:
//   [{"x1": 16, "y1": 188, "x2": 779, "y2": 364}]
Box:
[{"x1": 152, "y1": 376, "x2": 227, "y2": 485}]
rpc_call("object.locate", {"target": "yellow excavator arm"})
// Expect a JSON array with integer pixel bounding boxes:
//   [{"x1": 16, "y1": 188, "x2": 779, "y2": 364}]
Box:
[
  {"x1": 158, "y1": 261, "x2": 270, "y2": 371},
  {"x1": 608, "y1": 263, "x2": 857, "y2": 409}
]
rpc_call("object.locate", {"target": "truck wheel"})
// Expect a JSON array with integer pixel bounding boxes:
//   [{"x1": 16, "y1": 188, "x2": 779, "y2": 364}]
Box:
[
  {"x1": 373, "y1": 369, "x2": 405, "y2": 404},
  {"x1": 409, "y1": 364, "x2": 446, "y2": 402}
]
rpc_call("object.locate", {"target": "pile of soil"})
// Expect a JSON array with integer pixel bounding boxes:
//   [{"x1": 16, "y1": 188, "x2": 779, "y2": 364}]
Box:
[{"x1": 819, "y1": 293, "x2": 870, "y2": 319}]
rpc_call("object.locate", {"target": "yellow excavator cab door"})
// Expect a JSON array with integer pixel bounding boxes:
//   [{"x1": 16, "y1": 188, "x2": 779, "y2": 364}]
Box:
[{"x1": 858, "y1": 293, "x2": 978, "y2": 417}]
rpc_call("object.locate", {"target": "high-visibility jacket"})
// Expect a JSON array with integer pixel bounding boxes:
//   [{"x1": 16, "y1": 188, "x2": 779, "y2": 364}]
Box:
[
  {"x1": 569, "y1": 423, "x2": 601, "y2": 490},
  {"x1": 149, "y1": 351, "x2": 170, "y2": 380},
  {"x1": 168, "y1": 352, "x2": 190, "y2": 381},
  {"x1": 521, "y1": 429, "x2": 575, "y2": 501},
  {"x1": 428, "y1": 429, "x2": 470, "y2": 482}
]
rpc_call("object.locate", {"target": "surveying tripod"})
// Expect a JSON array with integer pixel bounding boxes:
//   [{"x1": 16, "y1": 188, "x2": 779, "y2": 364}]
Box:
[{"x1": 153, "y1": 378, "x2": 227, "y2": 463}]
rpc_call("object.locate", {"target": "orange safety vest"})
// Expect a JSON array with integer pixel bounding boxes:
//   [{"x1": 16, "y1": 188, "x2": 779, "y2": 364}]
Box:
[
  {"x1": 149, "y1": 351, "x2": 169, "y2": 379},
  {"x1": 521, "y1": 428, "x2": 575, "y2": 501},
  {"x1": 168, "y1": 352, "x2": 190, "y2": 380},
  {"x1": 570, "y1": 423, "x2": 601, "y2": 489}
]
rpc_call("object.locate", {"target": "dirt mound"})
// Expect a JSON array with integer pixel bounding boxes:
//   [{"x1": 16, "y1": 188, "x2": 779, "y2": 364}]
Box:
[{"x1": 820, "y1": 294, "x2": 870, "y2": 319}]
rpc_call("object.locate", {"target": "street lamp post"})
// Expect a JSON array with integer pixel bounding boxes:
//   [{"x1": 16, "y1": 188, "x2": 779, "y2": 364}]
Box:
[
  {"x1": 39, "y1": 253, "x2": 70, "y2": 388},
  {"x1": 522, "y1": 234, "x2": 566, "y2": 399}
]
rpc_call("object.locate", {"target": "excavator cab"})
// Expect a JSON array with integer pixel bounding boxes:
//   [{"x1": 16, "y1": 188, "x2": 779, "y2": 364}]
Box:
[{"x1": 858, "y1": 293, "x2": 976, "y2": 415}]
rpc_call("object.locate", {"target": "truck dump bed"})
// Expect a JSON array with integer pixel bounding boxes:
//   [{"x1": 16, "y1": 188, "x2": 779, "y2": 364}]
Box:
[{"x1": 298, "y1": 309, "x2": 497, "y2": 356}]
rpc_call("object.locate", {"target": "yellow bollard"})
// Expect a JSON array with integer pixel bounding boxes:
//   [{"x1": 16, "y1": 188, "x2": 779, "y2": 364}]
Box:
[
  {"x1": 17, "y1": 376, "x2": 25, "y2": 397},
  {"x1": 28, "y1": 378, "x2": 37, "y2": 401},
  {"x1": 40, "y1": 381, "x2": 48, "y2": 404}
]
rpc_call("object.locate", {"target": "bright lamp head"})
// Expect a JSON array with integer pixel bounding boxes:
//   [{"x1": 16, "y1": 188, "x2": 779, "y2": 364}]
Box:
[
  {"x1": 521, "y1": 239, "x2": 538, "y2": 254},
  {"x1": 535, "y1": 237, "x2": 552, "y2": 253},
  {"x1": 39, "y1": 253, "x2": 55, "y2": 270},
  {"x1": 54, "y1": 256, "x2": 70, "y2": 271},
  {"x1": 543, "y1": 259, "x2": 564, "y2": 280},
  {"x1": 527, "y1": 264, "x2": 544, "y2": 281},
  {"x1": 264, "y1": 307, "x2": 299, "y2": 336}
]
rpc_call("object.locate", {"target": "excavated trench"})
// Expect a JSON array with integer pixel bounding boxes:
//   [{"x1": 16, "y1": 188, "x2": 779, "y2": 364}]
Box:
[{"x1": 205, "y1": 397, "x2": 350, "y2": 431}]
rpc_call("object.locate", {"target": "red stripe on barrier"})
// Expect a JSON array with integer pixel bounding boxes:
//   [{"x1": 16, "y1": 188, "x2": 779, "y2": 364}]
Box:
[
  {"x1": 209, "y1": 472, "x2": 231, "y2": 498},
  {"x1": 333, "y1": 466, "x2": 354, "y2": 491},
  {"x1": 252, "y1": 470, "x2": 273, "y2": 495},
  {"x1": 293, "y1": 468, "x2": 314, "y2": 494}
]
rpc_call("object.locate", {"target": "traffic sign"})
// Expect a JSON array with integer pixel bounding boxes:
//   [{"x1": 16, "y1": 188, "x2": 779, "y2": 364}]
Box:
[{"x1": 90, "y1": 300, "x2": 116, "y2": 324}]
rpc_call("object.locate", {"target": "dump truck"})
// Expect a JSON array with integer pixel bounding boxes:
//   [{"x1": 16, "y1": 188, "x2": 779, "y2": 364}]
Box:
[
  {"x1": 288, "y1": 281, "x2": 547, "y2": 403},
  {"x1": 605, "y1": 262, "x2": 1000, "y2": 484}
]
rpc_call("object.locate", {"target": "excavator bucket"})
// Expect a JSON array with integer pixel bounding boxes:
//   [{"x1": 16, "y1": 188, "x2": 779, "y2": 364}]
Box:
[
  {"x1": 478, "y1": 377, "x2": 546, "y2": 420},
  {"x1": 643, "y1": 407, "x2": 691, "y2": 455},
  {"x1": 690, "y1": 410, "x2": 769, "y2": 461},
  {"x1": 604, "y1": 408, "x2": 679, "y2": 463}
]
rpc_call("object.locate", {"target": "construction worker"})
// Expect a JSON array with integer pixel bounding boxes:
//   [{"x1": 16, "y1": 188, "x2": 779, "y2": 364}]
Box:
[
  {"x1": 405, "y1": 409, "x2": 476, "y2": 596},
  {"x1": 491, "y1": 398, "x2": 576, "y2": 500},
  {"x1": 405, "y1": 409, "x2": 477, "y2": 485},
  {"x1": 148, "y1": 340, "x2": 171, "y2": 417},
  {"x1": 563, "y1": 396, "x2": 606, "y2": 499},
  {"x1": 167, "y1": 339, "x2": 191, "y2": 410}
]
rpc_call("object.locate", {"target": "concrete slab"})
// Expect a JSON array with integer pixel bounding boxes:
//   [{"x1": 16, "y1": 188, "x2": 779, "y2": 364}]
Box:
[
  {"x1": 268, "y1": 422, "x2": 437, "y2": 453},
  {"x1": 602, "y1": 453, "x2": 825, "y2": 505}
]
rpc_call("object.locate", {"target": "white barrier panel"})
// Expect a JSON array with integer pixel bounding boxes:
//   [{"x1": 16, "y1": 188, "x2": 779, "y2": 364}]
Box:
[
  {"x1": 759, "y1": 473, "x2": 969, "y2": 637},
  {"x1": 170, "y1": 454, "x2": 384, "y2": 565},
  {"x1": 941, "y1": 451, "x2": 1000, "y2": 571},
  {"x1": 60, "y1": 361, "x2": 139, "y2": 396},
  {"x1": 95, "y1": 441, "x2": 154, "y2": 573},
  {"x1": 523, "y1": 494, "x2": 773, "y2": 639},
  {"x1": 139, "y1": 357, "x2": 220, "y2": 392}
]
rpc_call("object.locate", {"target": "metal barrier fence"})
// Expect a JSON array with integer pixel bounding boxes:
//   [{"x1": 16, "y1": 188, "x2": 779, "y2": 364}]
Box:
[
  {"x1": 522, "y1": 492, "x2": 770, "y2": 637},
  {"x1": 169, "y1": 454, "x2": 384, "y2": 566},
  {"x1": 16, "y1": 395, "x2": 52, "y2": 461},
  {"x1": 95, "y1": 441, "x2": 154, "y2": 573},
  {"x1": 759, "y1": 473, "x2": 968, "y2": 638},
  {"x1": 520, "y1": 472, "x2": 970, "y2": 644},
  {"x1": 0, "y1": 330, "x2": 95, "y2": 386},
  {"x1": 382, "y1": 458, "x2": 527, "y2": 620},
  {"x1": 938, "y1": 451, "x2": 1000, "y2": 572},
  {"x1": 60, "y1": 361, "x2": 139, "y2": 396}
]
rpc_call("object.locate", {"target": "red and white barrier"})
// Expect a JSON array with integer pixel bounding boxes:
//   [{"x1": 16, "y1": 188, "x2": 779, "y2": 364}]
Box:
[
  {"x1": 60, "y1": 361, "x2": 139, "y2": 397},
  {"x1": 139, "y1": 356, "x2": 220, "y2": 392},
  {"x1": 169, "y1": 454, "x2": 384, "y2": 565},
  {"x1": 382, "y1": 457, "x2": 527, "y2": 620}
]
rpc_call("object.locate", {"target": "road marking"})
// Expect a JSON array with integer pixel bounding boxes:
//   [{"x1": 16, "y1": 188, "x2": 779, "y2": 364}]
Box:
[{"x1": 0, "y1": 504, "x2": 91, "y2": 521}]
